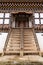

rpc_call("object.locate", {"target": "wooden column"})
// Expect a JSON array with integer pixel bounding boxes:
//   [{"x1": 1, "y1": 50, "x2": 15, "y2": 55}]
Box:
[
  {"x1": 29, "y1": 16, "x2": 32, "y2": 28},
  {"x1": 15, "y1": 21, "x2": 19, "y2": 28},
  {"x1": 20, "y1": 28, "x2": 24, "y2": 56},
  {"x1": 20, "y1": 22, "x2": 24, "y2": 57},
  {"x1": 26, "y1": 21, "x2": 29, "y2": 28},
  {"x1": 12, "y1": 18, "x2": 15, "y2": 28}
]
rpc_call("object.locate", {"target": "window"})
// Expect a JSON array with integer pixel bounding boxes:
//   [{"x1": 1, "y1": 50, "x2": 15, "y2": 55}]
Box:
[
  {"x1": 34, "y1": 13, "x2": 40, "y2": 24},
  {"x1": 34, "y1": 13, "x2": 43, "y2": 25},
  {"x1": 40, "y1": 13, "x2": 43, "y2": 18},
  {"x1": 35, "y1": 19, "x2": 40, "y2": 24},
  {"x1": 0, "y1": 13, "x2": 10, "y2": 25},
  {"x1": 34, "y1": 13, "x2": 39, "y2": 18},
  {"x1": 0, "y1": 13, "x2": 4, "y2": 18},
  {"x1": 4, "y1": 19, "x2": 9, "y2": 24},
  {"x1": 4, "y1": 13, "x2": 10, "y2": 24},
  {"x1": 0, "y1": 19, "x2": 3, "y2": 24},
  {"x1": 41, "y1": 19, "x2": 43, "y2": 24},
  {"x1": 5, "y1": 13, "x2": 10, "y2": 18}
]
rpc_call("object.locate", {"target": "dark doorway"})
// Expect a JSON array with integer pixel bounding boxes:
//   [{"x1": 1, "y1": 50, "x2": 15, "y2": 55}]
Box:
[{"x1": 15, "y1": 13, "x2": 29, "y2": 28}]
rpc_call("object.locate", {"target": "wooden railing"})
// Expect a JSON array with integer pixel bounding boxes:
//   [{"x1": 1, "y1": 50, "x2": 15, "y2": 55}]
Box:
[
  {"x1": 20, "y1": 28, "x2": 24, "y2": 49},
  {"x1": 3, "y1": 29, "x2": 11, "y2": 55},
  {"x1": 20, "y1": 28, "x2": 24, "y2": 56},
  {"x1": 33, "y1": 29, "x2": 40, "y2": 55}
]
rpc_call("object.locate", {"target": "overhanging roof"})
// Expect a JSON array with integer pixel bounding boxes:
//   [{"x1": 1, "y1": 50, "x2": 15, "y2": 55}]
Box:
[
  {"x1": 0, "y1": 0, "x2": 43, "y2": 2},
  {"x1": 11, "y1": 11, "x2": 33, "y2": 15}
]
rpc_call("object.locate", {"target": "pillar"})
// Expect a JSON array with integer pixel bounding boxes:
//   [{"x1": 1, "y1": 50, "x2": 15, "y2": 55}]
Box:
[
  {"x1": 12, "y1": 17, "x2": 15, "y2": 28},
  {"x1": 20, "y1": 28, "x2": 24, "y2": 57},
  {"x1": 16, "y1": 21, "x2": 19, "y2": 28},
  {"x1": 26, "y1": 21, "x2": 29, "y2": 28},
  {"x1": 29, "y1": 17, "x2": 32, "y2": 28}
]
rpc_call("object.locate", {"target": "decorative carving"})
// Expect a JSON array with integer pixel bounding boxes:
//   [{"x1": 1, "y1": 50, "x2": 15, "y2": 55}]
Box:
[
  {"x1": 0, "y1": 0, "x2": 43, "y2": 2},
  {"x1": 0, "y1": 2, "x2": 43, "y2": 11}
]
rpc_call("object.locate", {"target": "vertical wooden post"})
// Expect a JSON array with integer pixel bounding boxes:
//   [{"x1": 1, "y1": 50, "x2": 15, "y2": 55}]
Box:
[
  {"x1": 20, "y1": 21, "x2": 24, "y2": 57},
  {"x1": 26, "y1": 21, "x2": 28, "y2": 28},
  {"x1": 12, "y1": 19, "x2": 15, "y2": 28},
  {"x1": 15, "y1": 21, "x2": 18, "y2": 28},
  {"x1": 20, "y1": 28, "x2": 24, "y2": 57}
]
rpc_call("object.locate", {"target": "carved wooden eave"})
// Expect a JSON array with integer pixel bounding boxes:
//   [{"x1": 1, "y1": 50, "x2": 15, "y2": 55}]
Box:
[
  {"x1": 0, "y1": 0, "x2": 43, "y2": 2},
  {"x1": 0, "y1": 2, "x2": 43, "y2": 12},
  {"x1": 11, "y1": 11, "x2": 33, "y2": 15}
]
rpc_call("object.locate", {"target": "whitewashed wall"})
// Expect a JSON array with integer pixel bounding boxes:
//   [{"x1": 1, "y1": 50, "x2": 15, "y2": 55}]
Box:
[
  {"x1": 0, "y1": 33, "x2": 8, "y2": 53},
  {"x1": 36, "y1": 33, "x2": 43, "y2": 51}
]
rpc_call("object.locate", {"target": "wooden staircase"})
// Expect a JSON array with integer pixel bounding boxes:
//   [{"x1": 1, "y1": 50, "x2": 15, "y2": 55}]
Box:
[
  {"x1": 5, "y1": 29, "x2": 21, "y2": 55},
  {"x1": 4, "y1": 28, "x2": 39, "y2": 55},
  {"x1": 23, "y1": 28, "x2": 39, "y2": 55}
]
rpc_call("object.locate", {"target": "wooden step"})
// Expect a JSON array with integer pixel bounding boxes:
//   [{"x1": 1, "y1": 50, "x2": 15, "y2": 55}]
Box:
[
  {"x1": 5, "y1": 28, "x2": 38, "y2": 55},
  {"x1": 5, "y1": 29, "x2": 20, "y2": 54},
  {"x1": 23, "y1": 29, "x2": 38, "y2": 54},
  {"x1": 24, "y1": 51, "x2": 39, "y2": 53},
  {"x1": 5, "y1": 51, "x2": 20, "y2": 53}
]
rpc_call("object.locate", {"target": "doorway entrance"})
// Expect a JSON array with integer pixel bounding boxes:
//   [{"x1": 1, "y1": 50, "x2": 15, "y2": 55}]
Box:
[{"x1": 15, "y1": 13, "x2": 29, "y2": 28}]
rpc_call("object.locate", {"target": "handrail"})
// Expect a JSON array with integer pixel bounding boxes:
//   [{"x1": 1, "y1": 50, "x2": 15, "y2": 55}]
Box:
[
  {"x1": 2, "y1": 29, "x2": 11, "y2": 55},
  {"x1": 20, "y1": 28, "x2": 24, "y2": 50},
  {"x1": 32, "y1": 29, "x2": 40, "y2": 54}
]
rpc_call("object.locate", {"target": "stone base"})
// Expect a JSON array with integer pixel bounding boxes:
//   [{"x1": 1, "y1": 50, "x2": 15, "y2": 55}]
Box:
[{"x1": 0, "y1": 55, "x2": 43, "y2": 63}]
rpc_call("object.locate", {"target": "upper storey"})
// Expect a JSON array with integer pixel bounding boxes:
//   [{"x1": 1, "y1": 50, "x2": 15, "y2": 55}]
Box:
[{"x1": 0, "y1": 0, "x2": 43, "y2": 2}]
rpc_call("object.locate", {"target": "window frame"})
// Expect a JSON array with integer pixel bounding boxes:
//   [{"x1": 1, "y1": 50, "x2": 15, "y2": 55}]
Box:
[
  {"x1": 0, "y1": 13, "x2": 10, "y2": 25},
  {"x1": 0, "y1": 13, "x2": 4, "y2": 18},
  {"x1": 0, "y1": 19, "x2": 3, "y2": 24},
  {"x1": 5, "y1": 13, "x2": 10, "y2": 18},
  {"x1": 4, "y1": 19, "x2": 10, "y2": 24},
  {"x1": 35, "y1": 19, "x2": 40, "y2": 24},
  {"x1": 34, "y1": 12, "x2": 43, "y2": 25}
]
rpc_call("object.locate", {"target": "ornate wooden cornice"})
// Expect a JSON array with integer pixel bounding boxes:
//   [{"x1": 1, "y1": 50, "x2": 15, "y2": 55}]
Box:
[
  {"x1": 0, "y1": 2, "x2": 43, "y2": 11},
  {"x1": 0, "y1": 0, "x2": 43, "y2": 2}
]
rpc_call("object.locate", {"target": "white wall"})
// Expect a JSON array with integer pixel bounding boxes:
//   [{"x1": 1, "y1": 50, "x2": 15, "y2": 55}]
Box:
[
  {"x1": 36, "y1": 33, "x2": 43, "y2": 51},
  {"x1": 0, "y1": 33, "x2": 8, "y2": 53}
]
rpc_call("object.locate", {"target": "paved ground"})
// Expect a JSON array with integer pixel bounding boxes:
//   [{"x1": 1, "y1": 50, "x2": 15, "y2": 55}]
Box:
[{"x1": 0, "y1": 55, "x2": 43, "y2": 63}]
